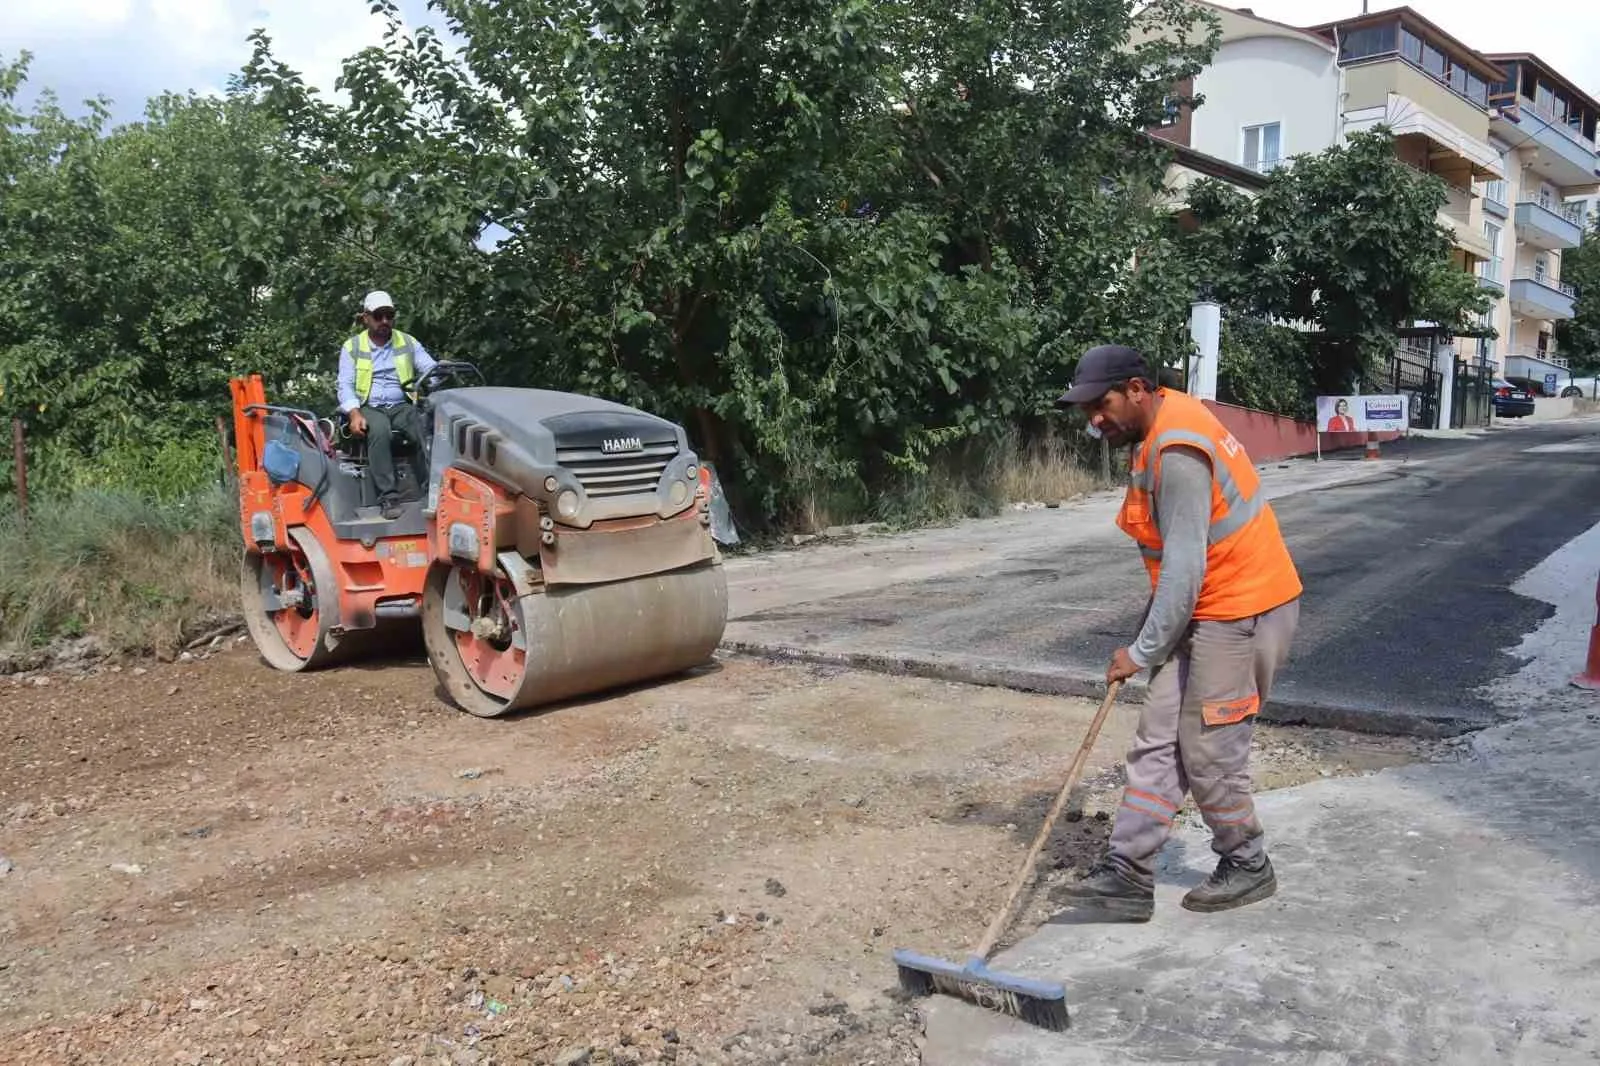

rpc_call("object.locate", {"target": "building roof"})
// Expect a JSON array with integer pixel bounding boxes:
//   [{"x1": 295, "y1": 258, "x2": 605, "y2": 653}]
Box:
[
  {"x1": 1301, "y1": 5, "x2": 1506, "y2": 83},
  {"x1": 1158, "y1": 137, "x2": 1271, "y2": 191},
  {"x1": 1482, "y1": 52, "x2": 1600, "y2": 114},
  {"x1": 1182, "y1": 0, "x2": 1334, "y2": 51}
]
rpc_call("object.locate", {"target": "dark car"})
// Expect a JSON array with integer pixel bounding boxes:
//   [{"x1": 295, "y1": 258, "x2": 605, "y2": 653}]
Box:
[{"x1": 1493, "y1": 378, "x2": 1536, "y2": 418}]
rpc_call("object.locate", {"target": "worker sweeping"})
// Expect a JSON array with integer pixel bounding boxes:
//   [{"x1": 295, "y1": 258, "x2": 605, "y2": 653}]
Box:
[{"x1": 1054, "y1": 344, "x2": 1303, "y2": 918}]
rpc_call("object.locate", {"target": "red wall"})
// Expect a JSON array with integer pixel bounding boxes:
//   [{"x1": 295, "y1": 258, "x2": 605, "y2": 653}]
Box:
[{"x1": 1202, "y1": 400, "x2": 1402, "y2": 464}]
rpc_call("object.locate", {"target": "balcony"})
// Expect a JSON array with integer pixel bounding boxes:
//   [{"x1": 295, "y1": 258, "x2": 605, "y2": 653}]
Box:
[
  {"x1": 1343, "y1": 62, "x2": 1501, "y2": 177},
  {"x1": 1490, "y1": 97, "x2": 1600, "y2": 191},
  {"x1": 1509, "y1": 273, "x2": 1577, "y2": 321},
  {"x1": 1516, "y1": 198, "x2": 1586, "y2": 250},
  {"x1": 1482, "y1": 180, "x2": 1510, "y2": 219},
  {"x1": 1439, "y1": 184, "x2": 1493, "y2": 259},
  {"x1": 1477, "y1": 258, "x2": 1505, "y2": 296}
]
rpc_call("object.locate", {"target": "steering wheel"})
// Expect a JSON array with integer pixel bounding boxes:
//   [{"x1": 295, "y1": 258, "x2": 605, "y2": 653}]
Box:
[{"x1": 414, "y1": 360, "x2": 485, "y2": 399}]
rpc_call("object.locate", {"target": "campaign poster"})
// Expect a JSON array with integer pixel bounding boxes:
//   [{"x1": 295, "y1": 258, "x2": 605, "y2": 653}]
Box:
[{"x1": 1316, "y1": 395, "x2": 1408, "y2": 432}]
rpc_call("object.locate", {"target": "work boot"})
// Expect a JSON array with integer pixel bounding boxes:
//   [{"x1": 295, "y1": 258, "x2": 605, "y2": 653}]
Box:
[
  {"x1": 380, "y1": 495, "x2": 402, "y2": 520},
  {"x1": 1051, "y1": 857, "x2": 1153, "y2": 921},
  {"x1": 1181, "y1": 854, "x2": 1277, "y2": 913}
]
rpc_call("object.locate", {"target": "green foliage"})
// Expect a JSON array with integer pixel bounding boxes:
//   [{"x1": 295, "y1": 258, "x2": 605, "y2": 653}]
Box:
[
  {"x1": 1556, "y1": 214, "x2": 1600, "y2": 373},
  {"x1": 1216, "y1": 313, "x2": 1315, "y2": 422},
  {"x1": 232, "y1": 0, "x2": 1221, "y2": 526},
  {"x1": 1166, "y1": 128, "x2": 1494, "y2": 403}
]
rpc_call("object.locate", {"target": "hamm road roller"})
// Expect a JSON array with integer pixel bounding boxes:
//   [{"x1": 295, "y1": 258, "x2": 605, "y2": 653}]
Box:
[{"x1": 228, "y1": 361, "x2": 728, "y2": 716}]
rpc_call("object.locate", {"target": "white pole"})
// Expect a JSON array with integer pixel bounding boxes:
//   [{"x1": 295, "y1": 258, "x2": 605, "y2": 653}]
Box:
[
  {"x1": 1188, "y1": 300, "x2": 1221, "y2": 402},
  {"x1": 1435, "y1": 339, "x2": 1456, "y2": 431}
]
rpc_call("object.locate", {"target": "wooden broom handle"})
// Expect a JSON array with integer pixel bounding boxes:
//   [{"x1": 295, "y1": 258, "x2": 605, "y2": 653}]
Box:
[{"x1": 972, "y1": 679, "x2": 1123, "y2": 960}]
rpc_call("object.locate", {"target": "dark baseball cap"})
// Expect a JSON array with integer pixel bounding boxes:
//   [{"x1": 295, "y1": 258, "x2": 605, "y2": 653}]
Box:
[{"x1": 1055, "y1": 344, "x2": 1154, "y2": 406}]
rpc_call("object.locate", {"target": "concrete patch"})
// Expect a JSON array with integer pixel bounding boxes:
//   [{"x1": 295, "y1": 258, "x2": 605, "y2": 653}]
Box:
[{"x1": 918, "y1": 517, "x2": 1600, "y2": 1065}]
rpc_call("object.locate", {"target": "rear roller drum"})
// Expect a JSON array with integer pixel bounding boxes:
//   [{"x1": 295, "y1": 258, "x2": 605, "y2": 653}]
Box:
[
  {"x1": 422, "y1": 558, "x2": 729, "y2": 717},
  {"x1": 240, "y1": 527, "x2": 343, "y2": 672}
]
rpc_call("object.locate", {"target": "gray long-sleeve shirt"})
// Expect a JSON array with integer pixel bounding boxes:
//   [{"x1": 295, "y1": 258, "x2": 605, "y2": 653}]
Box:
[{"x1": 1127, "y1": 445, "x2": 1211, "y2": 669}]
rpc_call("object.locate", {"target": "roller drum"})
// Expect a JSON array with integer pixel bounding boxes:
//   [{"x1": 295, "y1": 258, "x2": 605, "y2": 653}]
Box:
[{"x1": 423, "y1": 559, "x2": 728, "y2": 717}]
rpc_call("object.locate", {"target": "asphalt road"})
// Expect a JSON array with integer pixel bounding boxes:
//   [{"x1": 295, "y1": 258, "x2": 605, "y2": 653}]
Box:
[{"x1": 722, "y1": 420, "x2": 1600, "y2": 735}]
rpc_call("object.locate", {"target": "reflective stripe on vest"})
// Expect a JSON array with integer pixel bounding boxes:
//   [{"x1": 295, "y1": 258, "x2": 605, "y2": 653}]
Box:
[
  {"x1": 345, "y1": 329, "x2": 417, "y2": 404},
  {"x1": 1115, "y1": 389, "x2": 1302, "y2": 621}
]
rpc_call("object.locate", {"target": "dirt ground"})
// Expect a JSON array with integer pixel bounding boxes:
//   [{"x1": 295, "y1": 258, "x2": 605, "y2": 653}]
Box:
[{"x1": 0, "y1": 643, "x2": 1455, "y2": 1066}]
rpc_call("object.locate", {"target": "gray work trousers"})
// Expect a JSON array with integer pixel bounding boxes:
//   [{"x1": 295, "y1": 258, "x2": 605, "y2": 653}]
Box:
[
  {"x1": 360, "y1": 402, "x2": 424, "y2": 500},
  {"x1": 1107, "y1": 597, "x2": 1301, "y2": 885}
]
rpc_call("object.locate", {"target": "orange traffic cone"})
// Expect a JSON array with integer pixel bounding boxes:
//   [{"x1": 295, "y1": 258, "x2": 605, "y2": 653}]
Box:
[
  {"x1": 1363, "y1": 433, "x2": 1381, "y2": 461},
  {"x1": 1574, "y1": 574, "x2": 1600, "y2": 690}
]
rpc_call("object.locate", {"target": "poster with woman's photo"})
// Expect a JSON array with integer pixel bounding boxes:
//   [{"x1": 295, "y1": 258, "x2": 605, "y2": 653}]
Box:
[{"x1": 1316, "y1": 395, "x2": 1408, "y2": 432}]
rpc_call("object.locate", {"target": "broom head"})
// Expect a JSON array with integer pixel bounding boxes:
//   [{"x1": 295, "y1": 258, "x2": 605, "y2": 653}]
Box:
[{"x1": 892, "y1": 947, "x2": 1069, "y2": 1032}]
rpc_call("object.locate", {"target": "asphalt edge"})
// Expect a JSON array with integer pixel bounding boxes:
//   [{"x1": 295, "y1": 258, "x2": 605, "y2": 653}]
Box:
[{"x1": 716, "y1": 640, "x2": 1495, "y2": 739}]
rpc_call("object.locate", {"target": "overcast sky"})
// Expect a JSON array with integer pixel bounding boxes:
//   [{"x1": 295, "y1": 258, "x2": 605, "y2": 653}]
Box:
[{"x1": 2, "y1": 1, "x2": 1598, "y2": 127}]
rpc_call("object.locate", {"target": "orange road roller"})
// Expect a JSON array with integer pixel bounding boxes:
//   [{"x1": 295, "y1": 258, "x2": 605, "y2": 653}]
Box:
[{"x1": 228, "y1": 362, "x2": 728, "y2": 716}]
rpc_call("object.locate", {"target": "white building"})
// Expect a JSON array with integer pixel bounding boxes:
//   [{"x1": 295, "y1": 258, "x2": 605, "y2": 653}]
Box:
[{"x1": 1150, "y1": 2, "x2": 1598, "y2": 420}]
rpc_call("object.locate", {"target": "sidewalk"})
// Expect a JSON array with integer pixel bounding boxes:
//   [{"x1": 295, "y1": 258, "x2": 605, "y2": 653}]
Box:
[{"x1": 918, "y1": 520, "x2": 1600, "y2": 1064}]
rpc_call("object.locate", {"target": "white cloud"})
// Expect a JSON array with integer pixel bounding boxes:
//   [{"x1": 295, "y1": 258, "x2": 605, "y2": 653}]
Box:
[
  {"x1": 0, "y1": 0, "x2": 448, "y2": 119},
  {"x1": 1236, "y1": 1, "x2": 1600, "y2": 100}
]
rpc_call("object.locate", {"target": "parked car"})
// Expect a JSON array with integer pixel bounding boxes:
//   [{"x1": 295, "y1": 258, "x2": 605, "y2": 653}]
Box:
[{"x1": 1493, "y1": 378, "x2": 1536, "y2": 418}]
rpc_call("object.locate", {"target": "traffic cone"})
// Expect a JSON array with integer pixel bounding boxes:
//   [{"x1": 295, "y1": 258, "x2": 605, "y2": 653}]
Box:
[
  {"x1": 1573, "y1": 573, "x2": 1600, "y2": 690},
  {"x1": 1363, "y1": 433, "x2": 1381, "y2": 461}
]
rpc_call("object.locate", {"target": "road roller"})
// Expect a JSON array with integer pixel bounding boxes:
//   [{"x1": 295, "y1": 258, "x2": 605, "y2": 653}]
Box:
[{"x1": 227, "y1": 362, "x2": 728, "y2": 716}]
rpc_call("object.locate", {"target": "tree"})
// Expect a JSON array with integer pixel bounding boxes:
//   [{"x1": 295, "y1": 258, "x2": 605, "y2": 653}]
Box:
[
  {"x1": 1164, "y1": 128, "x2": 1494, "y2": 401},
  {"x1": 236, "y1": 0, "x2": 1220, "y2": 524},
  {"x1": 0, "y1": 51, "x2": 368, "y2": 496},
  {"x1": 1556, "y1": 214, "x2": 1600, "y2": 374}
]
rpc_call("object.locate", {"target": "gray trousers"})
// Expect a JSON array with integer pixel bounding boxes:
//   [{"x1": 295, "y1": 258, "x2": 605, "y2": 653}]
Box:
[
  {"x1": 1107, "y1": 597, "x2": 1301, "y2": 884},
  {"x1": 360, "y1": 402, "x2": 424, "y2": 500}
]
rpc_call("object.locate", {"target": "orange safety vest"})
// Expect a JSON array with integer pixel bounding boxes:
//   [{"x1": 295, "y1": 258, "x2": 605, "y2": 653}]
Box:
[{"x1": 1116, "y1": 389, "x2": 1303, "y2": 621}]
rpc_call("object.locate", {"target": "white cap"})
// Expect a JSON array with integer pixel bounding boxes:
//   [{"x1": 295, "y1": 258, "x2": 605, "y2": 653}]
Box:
[{"x1": 362, "y1": 290, "x2": 395, "y2": 312}]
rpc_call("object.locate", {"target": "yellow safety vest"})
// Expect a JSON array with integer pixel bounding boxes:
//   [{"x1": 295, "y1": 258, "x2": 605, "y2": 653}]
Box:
[{"x1": 344, "y1": 329, "x2": 418, "y2": 404}]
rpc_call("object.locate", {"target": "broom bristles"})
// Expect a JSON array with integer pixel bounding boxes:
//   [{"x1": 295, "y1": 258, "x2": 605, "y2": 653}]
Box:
[{"x1": 893, "y1": 950, "x2": 1070, "y2": 1032}]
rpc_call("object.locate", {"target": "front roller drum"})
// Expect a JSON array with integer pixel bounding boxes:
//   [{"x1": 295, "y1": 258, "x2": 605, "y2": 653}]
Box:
[{"x1": 422, "y1": 558, "x2": 729, "y2": 717}]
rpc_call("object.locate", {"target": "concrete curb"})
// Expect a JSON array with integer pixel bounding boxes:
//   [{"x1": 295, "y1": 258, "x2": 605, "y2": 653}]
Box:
[{"x1": 716, "y1": 640, "x2": 1498, "y2": 739}]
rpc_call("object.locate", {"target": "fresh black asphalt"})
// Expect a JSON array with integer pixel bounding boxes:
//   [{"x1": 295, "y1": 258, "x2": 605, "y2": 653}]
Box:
[{"x1": 724, "y1": 422, "x2": 1600, "y2": 735}]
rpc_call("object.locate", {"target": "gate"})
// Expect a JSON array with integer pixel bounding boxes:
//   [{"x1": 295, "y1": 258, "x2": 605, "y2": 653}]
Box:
[{"x1": 1377, "y1": 348, "x2": 1440, "y2": 429}]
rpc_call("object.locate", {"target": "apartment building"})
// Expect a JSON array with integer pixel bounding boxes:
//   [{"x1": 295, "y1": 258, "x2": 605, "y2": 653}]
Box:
[
  {"x1": 1480, "y1": 54, "x2": 1600, "y2": 387},
  {"x1": 1149, "y1": 2, "x2": 1598, "y2": 421}
]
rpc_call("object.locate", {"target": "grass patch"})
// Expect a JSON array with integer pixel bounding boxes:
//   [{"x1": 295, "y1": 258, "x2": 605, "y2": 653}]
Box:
[
  {"x1": 788, "y1": 427, "x2": 1117, "y2": 535},
  {"x1": 0, "y1": 487, "x2": 241, "y2": 657}
]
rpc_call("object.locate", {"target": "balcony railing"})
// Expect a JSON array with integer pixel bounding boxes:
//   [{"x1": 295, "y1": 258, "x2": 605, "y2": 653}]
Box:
[
  {"x1": 1505, "y1": 348, "x2": 1570, "y2": 369},
  {"x1": 1520, "y1": 95, "x2": 1600, "y2": 153},
  {"x1": 1246, "y1": 157, "x2": 1284, "y2": 174},
  {"x1": 1515, "y1": 272, "x2": 1579, "y2": 298}
]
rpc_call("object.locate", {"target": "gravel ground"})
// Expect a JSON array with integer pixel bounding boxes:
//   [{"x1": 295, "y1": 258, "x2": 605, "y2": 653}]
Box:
[{"x1": 0, "y1": 642, "x2": 1457, "y2": 1065}]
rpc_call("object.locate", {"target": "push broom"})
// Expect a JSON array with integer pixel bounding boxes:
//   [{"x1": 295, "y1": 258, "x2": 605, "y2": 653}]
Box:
[{"x1": 893, "y1": 679, "x2": 1123, "y2": 1031}]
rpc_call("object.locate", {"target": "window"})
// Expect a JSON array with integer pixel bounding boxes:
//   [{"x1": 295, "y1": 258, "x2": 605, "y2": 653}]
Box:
[
  {"x1": 1400, "y1": 28, "x2": 1423, "y2": 64},
  {"x1": 1484, "y1": 179, "x2": 1508, "y2": 207},
  {"x1": 1340, "y1": 22, "x2": 1398, "y2": 61},
  {"x1": 1534, "y1": 254, "x2": 1549, "y2": 282},
  {"x1": 1158, "y1": 96, "x2": 1181, "y2": 127},
  {"x1": 1481, "y1": 222, "x2": 1502, "y2": 284},
  {"x1": 1423, "y1": 43, "x2": 1446, "y2": 77},
  {"x1": 1242, "y1": 122, "x2": 1282, "y2": 173},
  {"x1": 1448, "y1": 63, "x2": 1468, "y2": 97},
  {"x1": 1466, "y1": 73, "x2": 1487, "y2": 106}
]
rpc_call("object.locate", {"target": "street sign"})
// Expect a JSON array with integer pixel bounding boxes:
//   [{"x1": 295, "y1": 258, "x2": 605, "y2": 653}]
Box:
[{"x1": 1545, "y1": 372, "x2": 1559, "y2": 396}]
